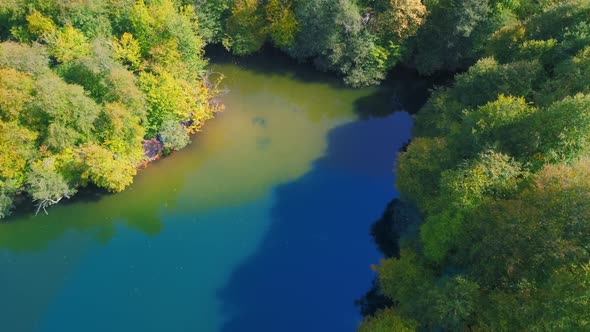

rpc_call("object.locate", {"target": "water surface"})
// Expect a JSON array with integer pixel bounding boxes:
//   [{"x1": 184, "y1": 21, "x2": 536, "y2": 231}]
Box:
[{"x1": 0, "y1": 52, "x2": 424, "y2": 332}]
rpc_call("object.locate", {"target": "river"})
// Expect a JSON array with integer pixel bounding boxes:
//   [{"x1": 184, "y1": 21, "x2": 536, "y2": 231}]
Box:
[{"x1": 0, "y1": 51, "x2": 428, "y2": 332}]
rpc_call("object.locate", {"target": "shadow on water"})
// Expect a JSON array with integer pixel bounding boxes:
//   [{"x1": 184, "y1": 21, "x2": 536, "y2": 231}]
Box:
[
  {"x1": 208, "y1": 44, "x2": 445, "y2": 120},
  {"x1": 207, "y1": 45, "x2": 346, "y2": 87},
  {"x1": 353, "y1": 67, "x2": 438, "y2": 119},
  {"x1": 8, "y1": 184, "x2": 107, "y2": 220},
  {"x1": 217, "y1": 110, "x2": 413, "y2": 331},
  {"x1": 0, "y1": 144, "x2": 200, "y2": 251}
]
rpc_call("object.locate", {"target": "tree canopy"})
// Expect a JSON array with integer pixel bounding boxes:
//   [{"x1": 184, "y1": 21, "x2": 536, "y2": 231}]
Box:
[
  {"x1": 0, "y1": 0, "x2": 221, "y2": 218},
  {"x1": 365, "y1": 0, "x2": 590, "y2": 330}
]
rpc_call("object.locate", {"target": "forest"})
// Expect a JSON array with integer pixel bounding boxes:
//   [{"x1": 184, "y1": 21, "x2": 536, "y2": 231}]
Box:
[
  {"x1": 360, "y1": 0, "x2": 590, "y2": 330},
  {"x1": 1, "y1": 0, "x2": 590, "y2": 330},
  {"x1": 0, "y1": 0, "x2": 221, "y2": 217}
]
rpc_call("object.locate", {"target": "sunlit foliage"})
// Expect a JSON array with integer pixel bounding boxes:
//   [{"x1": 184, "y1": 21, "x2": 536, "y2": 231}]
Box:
[
  {"x1": 264, "y1": 0, "x2": 298, "y2": 48},
  {"x1": 224, "y1": 0, "x2": 266, "y2": 55},
  {"x1": 0, "y1": 0, "x2": 219, "y2": 217}
]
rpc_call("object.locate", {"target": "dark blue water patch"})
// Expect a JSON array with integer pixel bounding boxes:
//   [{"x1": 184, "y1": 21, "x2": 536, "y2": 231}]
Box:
[{"x1": 218, "y1": 112, "x2": 413, "y2": 332}]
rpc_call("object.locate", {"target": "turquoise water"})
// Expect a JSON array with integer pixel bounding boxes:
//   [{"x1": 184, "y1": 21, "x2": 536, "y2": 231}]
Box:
[{"x1": 0, "y1": 52, "x2": 423, "y2": 331}]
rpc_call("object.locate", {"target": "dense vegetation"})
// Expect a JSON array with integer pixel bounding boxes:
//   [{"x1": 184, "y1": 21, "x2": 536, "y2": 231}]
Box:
[
  {"x1": 194, "y1": 0, "x2": 428, "y2": 86},
  {"x1": 0, "y1": 0, "x2": 515, "y2": 217},
  {"x1": 190, "y1": 0, "x2": 549, "y2": 85},
  {"x1": 0, "y1": 0, "x2": 221, "y2": 218},
  {"x1": 3, "y1": 0, "x2": 567, "y2": 218},
  {"x1": 361, "y1": 0, "x2": 590, "y2": 330}
]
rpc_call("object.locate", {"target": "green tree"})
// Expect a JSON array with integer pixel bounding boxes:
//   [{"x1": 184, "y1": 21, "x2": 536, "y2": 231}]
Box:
[
  {"x1": 224, "y1": 0, "x2": 267, "y2": 55},
  {"x1": 26, "y1": 10, "x2": 57, "y2": 38},
  {"x1": 287, "y1": 0, "x2": 333, "y2": 59},
  {"x1": 27, "y1": 160, "x2": 76, "y2": 215},
  {"x1": 0, "y1": 67, "x2": 34, "y2": 121},
  {"x1": 112, "y1": 32, "x2": 143, "y2": 70},
  {"x1": 450, "y1": 58, "x2": 545, "y2": 109},
  {"x1": 422, "y1": 151, "x2": 527, "y2": 262},
  {"x1": 0, "y1": 120, "x2": 37, "y2": 187},
  {"x1": 370, "y1": 0, "x2": 427, "y2": 44},
  {"x1": 45, "y1": 25, "x2": 91, "y2": 64},
  {"x1": 139, "y1": 70, "x2": 194, "y2": 137},
  {"x1": 0, "y1": 42, "x2": 49, "y2": 76},
  {"x1": 28, "y1": 74, "x2": 100, "y2": 151},
  {"x1": 159, "y1": 120, "x2": 190, "y2": 151},
  {"x1": 412, "y1": 0, "x2": 514, "y2": 74},
  {"x1": 287, "y1": 0, "x2": 391, "y2": 86},
  {"x1": 462, "y1": 160, "x2": 590, "y2": 286},
  {"x1": 378, "y1": 247, "x2": 436, "y2": 322},
  {"x1": 433, "y1": 276, "x2": 480, "y2": 331},
  {"x1": 77, "y1": 142, "x2": 136, "y2": 192},
  {"x1": 94, "y1": 102, "x2": 144, "y2": 160},
  {"x1": 357, "y1": 307, "x2": 418, "y2": 332},
  {"x1": 540, "y1": 46, "x2": 590, "y2": 105},
  {"x1": 264, "y1": 0, "x2": 298, "y2": 48},
  {"x1": 192, "y1": 0, "x2": 231, "y2": 43},
  {"x1": 128, "y1": 0, "x2": 207, "y2": 77},
  {"x1": 0, "y1": 180, "x2": 16, "y2": 219},
  {"x1": 457, "y1": 95, "x2": 538, "y2": 159},
  {"x1": 396, "y1": 137, "x2": 452, "y2": 211},
  {"x1": 534, "y1": 93, "x2": 590, "y2": 164}
]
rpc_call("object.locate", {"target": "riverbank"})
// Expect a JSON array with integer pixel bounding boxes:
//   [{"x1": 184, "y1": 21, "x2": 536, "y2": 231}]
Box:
[
  {"x1": 0, "y1": 1, "x2": 220, "y2": 219},
  {"x1": 0, "y1": 48, "x2": 432, "y2": 331}
]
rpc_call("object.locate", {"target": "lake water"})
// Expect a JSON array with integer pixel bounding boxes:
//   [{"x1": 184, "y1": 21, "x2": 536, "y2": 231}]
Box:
[{"x1": 0, "y1": 51, "x2": 426, "y2": 332}]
